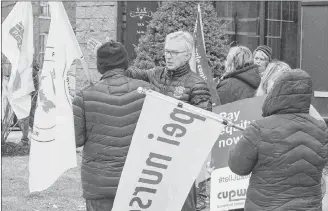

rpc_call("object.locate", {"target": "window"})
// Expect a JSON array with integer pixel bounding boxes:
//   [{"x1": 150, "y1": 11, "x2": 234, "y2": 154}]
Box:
[
  {"x1": 216, "y1": 1, "x2": 261, "y2": 49},
  {"x1": 266, "y1": 1, "x2": 298, "y2": 66},
  {"x1": 40, "y1": 1, "x2": 50, "y2": 18},
  {"x1": 214, "y1": 1, "x2": 299, "y2": 68},
  {"x1": 39, "y1": 33, "x2": 48, "y2": 66}
]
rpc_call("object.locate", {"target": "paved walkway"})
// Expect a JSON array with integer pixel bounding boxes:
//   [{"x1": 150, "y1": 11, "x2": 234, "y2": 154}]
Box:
[{"x1": 5, "y1": 130, "x2": 23, "y2": 143}]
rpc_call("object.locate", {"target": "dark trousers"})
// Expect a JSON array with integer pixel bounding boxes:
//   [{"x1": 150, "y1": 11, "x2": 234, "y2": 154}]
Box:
[
  {"x1": 86, "y1": 198, "x2": 114, "y2": 211},
  {"x1": 18, "y1": 117, "x2": 29, "y2": 143}
]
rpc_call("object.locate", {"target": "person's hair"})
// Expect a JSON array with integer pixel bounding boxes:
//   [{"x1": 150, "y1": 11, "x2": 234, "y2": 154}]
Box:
[
  {"x1": 255, "y1": 60, "x2": 291, "y2": 96},
  {"x1": 165, "y1": 31, "x2": 194, "y2": 55},
  {"x1": 226, "y1": 46, "x2": 253, "y2": 72}
]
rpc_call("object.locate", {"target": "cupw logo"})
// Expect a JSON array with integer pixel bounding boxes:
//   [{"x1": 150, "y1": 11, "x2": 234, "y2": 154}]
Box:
[
  {"x1": 218, "y1": 188, "x2": 247, "y2": 202},
  {"x1": 9, "y1": 22, "x2": 24, "y2": 50}
]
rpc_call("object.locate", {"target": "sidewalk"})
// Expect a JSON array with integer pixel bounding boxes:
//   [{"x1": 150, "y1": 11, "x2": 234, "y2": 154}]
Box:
[{"x1": 5, "y1": 130, "x2": 23, "y2": 144}]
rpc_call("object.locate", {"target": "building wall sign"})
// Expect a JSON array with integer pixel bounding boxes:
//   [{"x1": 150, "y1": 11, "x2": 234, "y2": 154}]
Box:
[{"x1": 125, "y1": 1, "x2": 158, "y2": 60}]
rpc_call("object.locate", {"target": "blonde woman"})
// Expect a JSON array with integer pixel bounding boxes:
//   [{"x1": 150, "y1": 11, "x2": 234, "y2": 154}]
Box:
[
  {"x1": 255, "y1": 60, "x2": 291, "y2": 96},
  {"x1": 216, "y1": 45, "x2": 261, "y2": 105},
  {"x1": 256, "y1": 60, "x2": 324, "y2": 122}
]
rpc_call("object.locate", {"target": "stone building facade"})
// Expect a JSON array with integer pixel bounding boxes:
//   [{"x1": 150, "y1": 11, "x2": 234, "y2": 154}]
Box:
[{"x1": 75, "y1": 1, "x2": 117, "y2": 89}]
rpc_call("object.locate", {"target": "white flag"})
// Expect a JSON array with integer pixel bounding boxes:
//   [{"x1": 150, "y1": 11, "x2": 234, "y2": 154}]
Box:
[
  {"x1": 111, "y1": 88, "x2": 225, "y2": 211},
  {"x1": 29, "y1": 2, "x2": 85, "y2": 192},
  {"x1": 1, "y1": 2, "x2": 34, "y2": 119}
]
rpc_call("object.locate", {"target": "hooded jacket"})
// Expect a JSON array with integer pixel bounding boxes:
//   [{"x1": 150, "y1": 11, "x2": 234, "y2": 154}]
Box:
[
  {"x1": 228, "y1": 69, "x2": 328, "y2": 211},
  {"x1": 216, "y1": 64, "x2": 261, "y2": 104}
]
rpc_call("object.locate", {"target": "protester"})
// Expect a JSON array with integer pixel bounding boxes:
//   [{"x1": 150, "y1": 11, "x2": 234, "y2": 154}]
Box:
[
  {"x1": 228, "y1": 69, "x2": 328, "y2": 211},
  {"x1": 17, "y1": 61, "x2": 40, "y2": 146},
  {"x1": 72, "y1": 41, "x2": 151, "y2": 211},
  {"x1": 256, "y1": 60, "x2": 324, "y2": 122},
  {"x1": 253, "y1": 45, "x2": 272, "y2": 77},
  {"x1": 127, "y1": 31, "x2": 212, "y2": 211},
  {"x1": 255, "y1": 60, "x2": 291, "y2": 97},
  {"x1": 216, "y1": 45, "x2": 261, "y2": 105},
  {"x1": 29, "y1": 61, "x2": 40, "y2": 129}
]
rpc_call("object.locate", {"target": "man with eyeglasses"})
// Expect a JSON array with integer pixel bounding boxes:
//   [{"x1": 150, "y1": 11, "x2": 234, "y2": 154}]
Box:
[
  {"x1": 127, "y1": 31, "x2": 212, "y2": 211},
  {"x1": 128, "y1": 31, "x2": 212, "y2": 111}
]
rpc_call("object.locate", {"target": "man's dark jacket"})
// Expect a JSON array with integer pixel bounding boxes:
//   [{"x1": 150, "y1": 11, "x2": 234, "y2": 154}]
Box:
[
  {"x1": 127, "y1": 63, "x2": 212, "y2": 111},
  {"x1": 73, "y1": 69, "x2": 151, "y2": 200}
]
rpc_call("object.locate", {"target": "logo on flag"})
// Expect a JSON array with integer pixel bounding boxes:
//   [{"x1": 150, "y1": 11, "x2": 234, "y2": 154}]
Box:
[
  {"x1": 9, "y1": 22, "x2": 24, "y2": 50},
  {"x1": 2, "y1": 2, "x2": 35, "y2": 119}
]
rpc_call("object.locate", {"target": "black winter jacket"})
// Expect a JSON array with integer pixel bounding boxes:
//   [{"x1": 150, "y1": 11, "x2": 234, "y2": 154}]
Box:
[
  {"x1": 73, "y1": 68, "x2": 151, "y2": 200},
  {"x1": 127, "y1": 63, "x2": 212, "y2": 111}
]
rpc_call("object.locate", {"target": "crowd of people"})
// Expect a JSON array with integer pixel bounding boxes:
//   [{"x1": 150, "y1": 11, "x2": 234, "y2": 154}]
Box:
[{"x1": 69, "y1": 30, "x2": 328, "y2": 211}]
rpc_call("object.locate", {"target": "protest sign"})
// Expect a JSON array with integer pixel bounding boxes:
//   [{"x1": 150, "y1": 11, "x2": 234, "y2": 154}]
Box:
[
  {"x1": 111, "y1": 89, "x2": 225, "y2": 211},
  {"x1": 211, "y1": 96, "x2": 265, "y2": 169},
  {"x1": 209, "y1": 96, "x2": 264, "y2": 210},
  {"x1": 210, "y1": 167, "x2": 251, "y2": 211}
]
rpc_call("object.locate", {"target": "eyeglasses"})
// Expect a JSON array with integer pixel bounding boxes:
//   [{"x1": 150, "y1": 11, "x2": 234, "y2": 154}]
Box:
[{"x1": 164, "y1": 49, "x2": 187, "y2": 57}]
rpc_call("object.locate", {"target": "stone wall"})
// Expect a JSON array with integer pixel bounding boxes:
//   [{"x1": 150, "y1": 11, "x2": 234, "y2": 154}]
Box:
[{"x1": 75, "y1": 1, "x2": 118, "y2": 90}]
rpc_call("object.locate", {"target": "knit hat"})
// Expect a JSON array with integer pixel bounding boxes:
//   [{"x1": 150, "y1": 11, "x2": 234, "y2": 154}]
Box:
[
  {"x1": 254, "y1": 45, "x2": 272, "y2": 62},
  {"x1": 96, "y1": 40, "x2": 129, "y2": 74}
]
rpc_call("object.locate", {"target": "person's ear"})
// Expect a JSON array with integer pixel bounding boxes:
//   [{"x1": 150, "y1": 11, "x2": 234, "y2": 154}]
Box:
[{"x1": 186, "y1": 53, "x2": 191, "y2": 63}]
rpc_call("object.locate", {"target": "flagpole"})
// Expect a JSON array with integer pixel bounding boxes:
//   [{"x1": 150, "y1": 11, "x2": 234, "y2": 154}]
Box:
[{"x1": 137, "y1": 87, "x2": 245, "y2": 131}]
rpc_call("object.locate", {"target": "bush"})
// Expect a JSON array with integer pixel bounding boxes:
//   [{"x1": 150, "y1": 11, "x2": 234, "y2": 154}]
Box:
[
  {"x1": 130, "y1": 1, "x2": 229, "y2": 77},
  {"x1": 1, "y1": 142, "x2": 29, "y2": 157}
]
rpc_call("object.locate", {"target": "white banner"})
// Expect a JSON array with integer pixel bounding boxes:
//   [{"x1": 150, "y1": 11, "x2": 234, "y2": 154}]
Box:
[
  {"x1": 2, "y1": 2, "x2": 35, "y2": 119},
  {"x1": 29, "y1": 2, "x2": 83, "y2": 192},
  {"x1": 111, "y1": 89, "x2": 225, "y2": 211},
  {"x1": 210, "y1": 167, "x2": 251, "y2": 211}
]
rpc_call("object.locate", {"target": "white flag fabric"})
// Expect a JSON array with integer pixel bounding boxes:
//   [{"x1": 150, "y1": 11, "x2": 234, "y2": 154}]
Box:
[
  {"x1": 29, "y1": 2, "x2": 85, "y2": 192},
  {"x1": 111, "y1": 88, "x2": 225, "y2": 211},
  {"x1": 2, "y1": 2, "x2": 34, "y2": 119}
]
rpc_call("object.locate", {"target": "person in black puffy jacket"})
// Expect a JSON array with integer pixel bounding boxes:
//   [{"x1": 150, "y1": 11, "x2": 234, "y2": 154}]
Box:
[{"x1": 72, "y1": 41, "x2": 151, "y2": 211}]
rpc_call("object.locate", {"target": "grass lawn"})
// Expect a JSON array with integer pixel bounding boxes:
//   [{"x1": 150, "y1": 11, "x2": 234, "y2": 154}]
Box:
[
  {"x1": 1, "y1": 153, "x2": 85, "y2": 211},
  {"x1": 2, "y1": 148, "x2": 328, "y2": 211}
]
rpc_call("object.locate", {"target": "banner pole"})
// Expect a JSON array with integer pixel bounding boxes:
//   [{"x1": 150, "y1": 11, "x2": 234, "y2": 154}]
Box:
[{"x1": 137, "y1": 87, "x2": 245, "y2": 131}]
